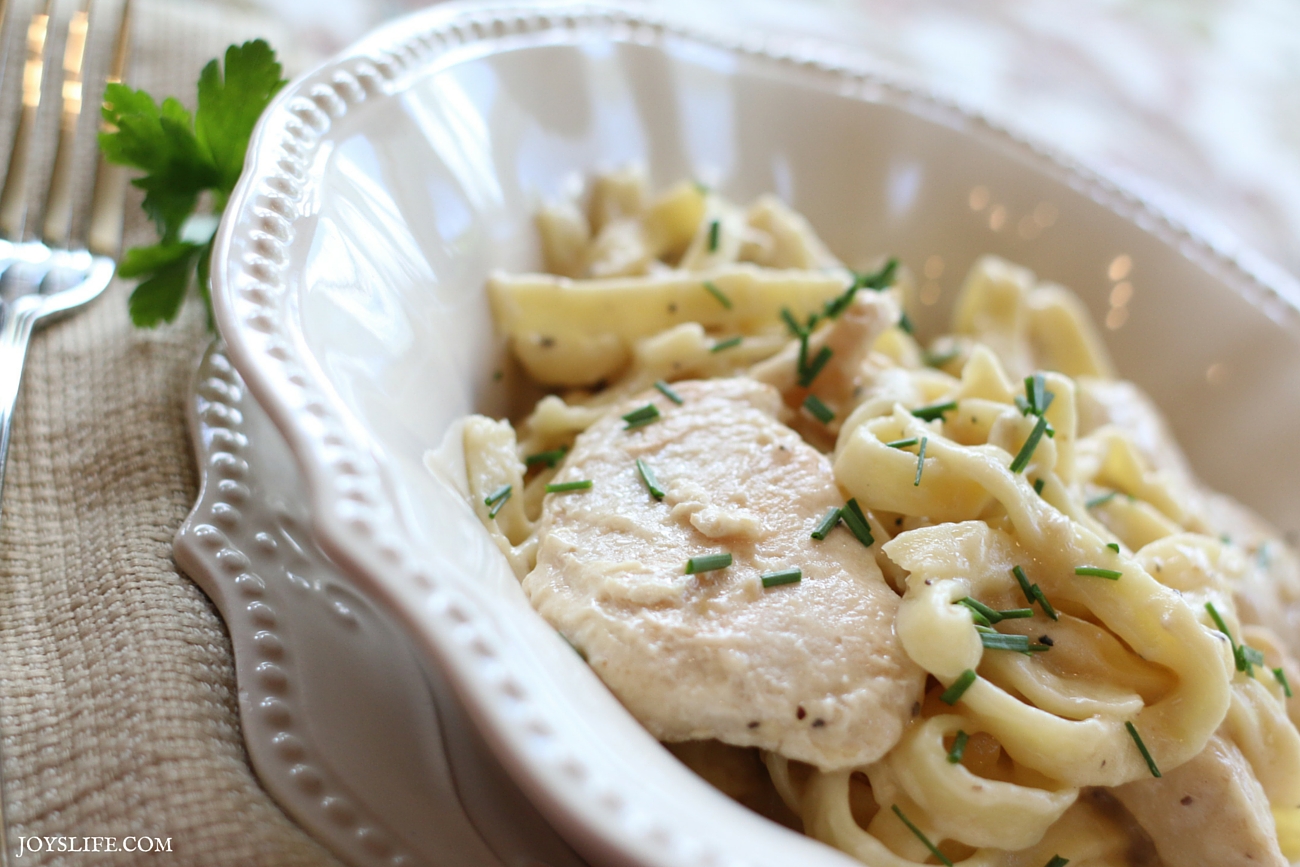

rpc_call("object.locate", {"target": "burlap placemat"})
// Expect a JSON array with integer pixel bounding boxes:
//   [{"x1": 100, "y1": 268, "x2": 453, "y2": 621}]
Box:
[{"x1": 0, "y1": 2, "x2": 343, "y2": 864}]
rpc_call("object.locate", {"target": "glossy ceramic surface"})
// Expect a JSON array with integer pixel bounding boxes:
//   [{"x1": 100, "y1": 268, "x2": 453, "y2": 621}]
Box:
[
  {"x1": 209, "y1": 3, "x2": 1300, "y2": 866},
  {"x1": 174, "y1": 342, "x2": 587, "y2": 867}
]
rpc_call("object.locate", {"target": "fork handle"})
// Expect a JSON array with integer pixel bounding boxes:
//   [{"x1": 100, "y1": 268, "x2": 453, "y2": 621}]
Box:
[{"x1": 0, "y1": 299, "x2": 39, "y2": 505}]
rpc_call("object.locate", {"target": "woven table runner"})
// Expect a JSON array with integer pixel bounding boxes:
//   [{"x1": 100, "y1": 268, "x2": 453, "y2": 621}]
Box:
[{"x1": 0, "y1": 2, "x2": 342, "y2": 863}]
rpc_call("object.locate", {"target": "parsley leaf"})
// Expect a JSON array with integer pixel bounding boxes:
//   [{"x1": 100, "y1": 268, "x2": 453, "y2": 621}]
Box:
[{"x1": 100, "y1": 39, "x2": 286, "y2": 328}]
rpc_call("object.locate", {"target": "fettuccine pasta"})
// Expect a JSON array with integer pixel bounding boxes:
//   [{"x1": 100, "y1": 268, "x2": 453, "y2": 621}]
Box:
[{"x1": 445, "y1": 169, "x2": 1300, "y2": 867}]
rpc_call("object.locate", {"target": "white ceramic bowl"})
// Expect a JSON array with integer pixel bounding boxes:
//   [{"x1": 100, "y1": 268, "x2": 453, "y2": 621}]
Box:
[{"x1": 211, "y1": 3, "x2": 1300, "y2": 865}]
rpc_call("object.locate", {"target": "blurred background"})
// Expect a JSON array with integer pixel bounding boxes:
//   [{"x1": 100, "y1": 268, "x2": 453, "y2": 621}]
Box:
[{"x1": 191, "y1": 0, "x2": 1300, "y2": 284}]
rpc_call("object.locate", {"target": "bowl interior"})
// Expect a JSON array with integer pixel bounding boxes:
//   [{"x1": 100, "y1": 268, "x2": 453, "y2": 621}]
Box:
[{"x1": 223, "y1": 9, "x2": 1300, "y2": 866}]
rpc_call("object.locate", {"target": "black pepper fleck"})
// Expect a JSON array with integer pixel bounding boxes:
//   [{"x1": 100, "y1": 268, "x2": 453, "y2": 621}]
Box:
[
  {"x1": 911, "y1": 702, "x2": 921, "y2": 717},
  {"x1": 539, "y1": 336, "x2": 555, "y2": 348},
  {"x1": 1181, "y1": 796, "x2": 1194, "y2": 806},
  {"x1": 796, "y1": 706, "x2": 807, "y2": 720},
  {"x1": 668, "y1": 303, "x2": 678, "y2": 313},
  {"x1": 1038, "y1": 635, "x2": 1054, "y2": 646},
  {"x1": 812, "y1": 718, "x2": 825, "y2": 728},
  {"x1": 747, "y1": 720, "x2": 760, "y2": 729}
]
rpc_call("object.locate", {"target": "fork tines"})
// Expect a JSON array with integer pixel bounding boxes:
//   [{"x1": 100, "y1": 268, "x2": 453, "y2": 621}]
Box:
[{"x1": 0, "y1": 0, "x2": 130, "y2": 257}]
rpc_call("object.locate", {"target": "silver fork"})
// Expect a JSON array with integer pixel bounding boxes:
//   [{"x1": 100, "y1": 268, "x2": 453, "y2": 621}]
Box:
[{"x1": 0, "y1": 0, "x2": 130, "y2": 861}]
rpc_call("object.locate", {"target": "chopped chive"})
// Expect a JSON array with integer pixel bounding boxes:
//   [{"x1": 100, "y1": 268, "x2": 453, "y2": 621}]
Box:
[
  {"x1": 484, "y1": 484, "x2": 512, "y2": 519},
  {"x1": 803, "y1": 394, "x2": 834, "y2": 424},
  {"x1": 636, "y1": 459, "x2": 665, "y2": 500},
  {"x1": 546, "y1": 480, "x2": 593, "y2": 493},
  {"x1": 761, "y1": 568, "x2": 802, "y2": 589},
  {"x1": 898, "y1": 311, "x2": 914, "y2": 334},
  {"x1": 1241, "y1": 645, "x2": 1266, "y2": 668},
  {"x1": 980, "y1": 632, "x2": 1033, "y2": 652},
  {"x1": 822, "y1": 273, "x2": 862, "y2": 319},
  {"x1": 940, "y1": 669, "x2": 977, "y2": 705},
  {"x1": 711, "y1": 336, "x2": 743, "y2": 353},
  {"x1": 861, "y1": 257, "x2": 898, "y2": 291},
  {"x1": 912, "y1": 400, "x2": 957, "y2": 422},
  {"x1": 1273, "y1": 667, "x2": 1293, "y2": 698},
  {"x1": 622, "y1": 403, "x2": 662, "y2": 429},
  {"x1": 525, "y1": 447, "x2": 567, "y2": 468},
  {"x1": 1032, "y1": 585, "x2": 1059, "y2": 621},
  {"x1": 798, "y1": 345, "x2": 833, "y2": 387},
  {"x1": 707, "y1": 219, "x2": 720, "y2": 252},
  {"x1": 1044, "y1": 857, "x2": 1069, "y2": 867},
  {"x1": 958, "y1": 597, "x2": 1002, "y2": 625},
  {"x1": 1034, "y1": 478, "x2": 1045, "y2": 495},
  {"x1": 1125, "y1": 721, "x2": 1161, "y2": 778},
  {"x1": 1014, "y1": 395, "x2": 1033, "y2": 416},
  {"x1": 654, "y1": 380, "x2": 684, "y2": 404},
  {"x1": 1075, "y1": 566, "x2": 1122, "y2": 580},
  {"x1": 811, "y1": 507, "x2": 841, "y2": 540},
  {"x1": 1013, "y1": 565, "x2": 1058, "y2": 621},
  {"x1": 1025, "y1": 374, "x2": 1046, "y2": 415},
  {"x1": 559, "y1": 632, "x2": 587, "y2": 662},
  {"x1": 686, "y1": 552, "x2": 732, "y2": 574},
  {"x1": 1107, "y1": 542, "x2": 1120, "y2": 553},
  {"x1": 1086, "y1": 490, "x2": 1118, "y2": 508},
  {"x1": 1012, "y1": 566, "x2": 1036, "y2": 605},
  {"x1": 914, "y1": 436, "x2": 928, "y2": 486},
  {"x1": 947, "y1": 730, "x2": 969, "y2": 764},
  {"x1": 1205, "y1": 601, "x2": 1233, "y2": 639},
  {"x1": 1009, "y1": 414, "x2": 1050, "y2": 473},
  {"x1": 1040, "y1": 390, "x2": 1056, "y2": 414},
  {"x1": 886, "y1": 437, "x2": 920, "y2": 449},
  {"x1": 890, "y1": 805, "x2": 952, "y2": 867},
  {"x1": 703, "y1": 280, "x2": 732, "y2": 309},
  {"x1": 998, "y1": 608, "x2": 1034, "y2": 620},
  {"x1": 841, "y1": 499, "x2": 875, "y2": 547},
  {"x1": 780, "y1": 307, "x2": 803, "y2": 337},
  {"x1": 923, "y1": 347, "x2": 960, "y2": 368}
]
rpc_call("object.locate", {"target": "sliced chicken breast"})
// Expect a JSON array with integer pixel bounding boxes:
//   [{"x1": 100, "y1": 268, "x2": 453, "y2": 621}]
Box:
[{"x1": 522, "y1": 378, "x2": 924, "y2": 771}]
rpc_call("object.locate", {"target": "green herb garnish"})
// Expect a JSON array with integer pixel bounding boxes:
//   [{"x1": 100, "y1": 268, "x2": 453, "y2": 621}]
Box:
[
  {"x1": 841, "y1": 499, "x2": 874, "y2": 547},
  {"x1": 798, "y1": 345, "x2": 833, "y2": 387},
  {"x1": 979, "y1": 632, "x2": 1035, "y2": 652},
  {"x1": 1273, "y1": 667, "x2": 1293, "y2": 698},
  {"x1": 703, "y1": 280, "x2": 732, "y2": 309},
  {"x1": 685, "y1": 553, "x2": 732, "y2": 574},
  {"x1": 1034, "y1": 478, "x2": 1045, "y2": 495},
  {"x1": 803, "y1": 394, "x2": 834, "y2": 424},
  {"x1": 1125, "y1": 721, "x2": 1161, "y2": 778},
  {"x1": 811, "y1": 507, "x2": 841, "y2": 540},
  {"x1": 860, "y1": 257, "x2": 898, "y2": 291},
  {"x1": 1009, "y1": 414, "x2": 1050, "y2": 473},
  {"x1": 886, "y1": 437, "x2": 920, "y2": 449},
  {"x1": 947, "y1": 731, "x2": 969, "y2": 764},
  {"x1": 998, "y1": 608, "x2": 1034, "y2": 620},
  {"x1": 102, "y1": 40, "x2": 288, "y2": 327},
  {"x1": 898, "y1": 311, "x2": 914, "y2": 334},
  {"x1": 711, "y1": 336, "x2": 743, "y2": 353},
  {"x1": 707, "y1": 219, "x2": 720, "y2": 252},
  {"x1": 1044, "y1": 857, "x2": 1069, "y2": 867},
  {"x1": 1206, "y1": 601, "x2": 1265, "y2": 675},
  {"x1": 941, "y1": 669, "x2": 977, "y2": 705},
  {"x1": 654, "y1": 380, "x2": 684, "y2": 405},
  {"x1": 958, "y1": 597, "x2": 999, "y2": 626},
  {"x1": 1075, "y1": 566, "x2": 1122, "y2": 580},
  {"x1": 923, "y1": 347, "x2": 961, "y2": 368},
  {"x1": 525, "y1": 447, "x2": 567, "y2": 468},
  {"x1": 484, "y1": 484, "x2": 512, "y2": 519},
  {"x1": 780, "y1": 307, "x2": 804, "y2": 337},
  {"x1": 761, "y1": 568, "x2": 802, "y2": 589},
  {"x1": 1086, "y1": 491, "x2": 1118, "y2": 508},
  {"x1": 546, "y1": 480, "x2": 593, "y2": 493},
  {"x1": 912, "y1": 401, "x2": 958, "y2": 422},
  {"x1": 1106, "y1": 542, "x2": 1120, "y2": 553},
  {"x1": 622, "y1": 403, "x2": 662, "y2": 429},
  {"x1": 914, "y1": 436, "x2": 928, "y2": 486},
  {"x1": 1013, "y1": 565, "x2": 1058, "y2": 621},
  {"x1": 636, "y1": 459, "x2": 664, "y2": 500},
  {"x1": 890, "y1": 805, "x2": 952, "y2": 867}
]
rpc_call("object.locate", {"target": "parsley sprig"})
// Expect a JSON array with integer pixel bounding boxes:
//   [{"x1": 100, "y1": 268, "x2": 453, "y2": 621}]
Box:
[{"x1": 100, "y1": 40, "x2": 287, "y2": 327}]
